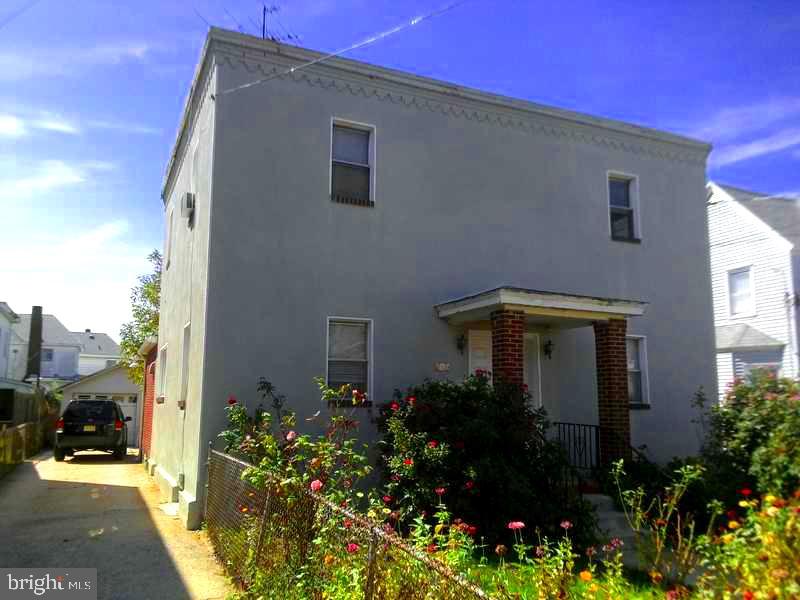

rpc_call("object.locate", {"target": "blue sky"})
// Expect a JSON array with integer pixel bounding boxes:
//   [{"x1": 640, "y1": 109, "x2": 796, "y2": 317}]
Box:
[{"x1": 1, "y1": 0, "x2": 799, "y2": 340}]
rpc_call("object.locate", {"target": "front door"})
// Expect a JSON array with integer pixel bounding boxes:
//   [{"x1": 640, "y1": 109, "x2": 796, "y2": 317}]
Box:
[{"x1": 523, "y1": 333, "x2": 542, "y2": 407}]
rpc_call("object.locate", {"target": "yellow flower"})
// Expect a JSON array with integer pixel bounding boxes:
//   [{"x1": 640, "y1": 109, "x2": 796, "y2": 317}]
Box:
[
  {"x1": 721, "y1": 534, "x2": 734, "y2": 544},
  {"x1": 367, "y1": 510, "x2": 376, "y2": 519},
  {"x1": 765, "y1": 494, "x2": 777, "y2": 504},
  {"x1": 382, "y1": 508, "x2": 391, "y2": 515},
  {"x1": 435, "y1": 524, "x2": 445, "y2": 535},
  {"x1": 589, "y1": 583, "x2": 599, "y2": 593},
  {"x1": 728, "y1": 520, "x2": 740, "y2": 530},
  {"x1": 579, "y1": 570, "x2": 592, "y2": 582},
  {"x1": 767, "y1": 506, "x2": 779, "y2": 517},
  {"x1": 739, "y1": 500, "x2": 752, "y2": 508}
]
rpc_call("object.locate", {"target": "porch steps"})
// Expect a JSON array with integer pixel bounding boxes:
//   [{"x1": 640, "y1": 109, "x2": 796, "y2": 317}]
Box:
[{"x1": 585, "y1": 494, "x2": 639, "y2": 567}]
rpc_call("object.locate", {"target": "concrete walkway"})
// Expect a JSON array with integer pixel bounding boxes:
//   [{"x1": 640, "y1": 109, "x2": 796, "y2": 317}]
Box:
[{"x1": 0, "y1": 449, "x2": 233, "y2": 600}]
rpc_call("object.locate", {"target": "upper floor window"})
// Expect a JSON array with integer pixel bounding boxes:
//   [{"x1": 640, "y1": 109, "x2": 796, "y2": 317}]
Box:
[
  {"x1": 42, "y1": 348, "x2": 54, "y2": 362},
  {"x1": 608, "y1": 174, "x2": 639, "y2": 242},
  {"x1": 728, "y1": 267, "x2": 755, "y2": 317},
  {"x1": 331, "y1": 122, "x2": 374, "y2": 207}
]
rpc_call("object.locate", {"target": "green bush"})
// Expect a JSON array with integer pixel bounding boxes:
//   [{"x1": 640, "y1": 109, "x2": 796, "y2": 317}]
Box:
[{"x1": 375, "y1": 372, "x2": 595, "y2": 547}]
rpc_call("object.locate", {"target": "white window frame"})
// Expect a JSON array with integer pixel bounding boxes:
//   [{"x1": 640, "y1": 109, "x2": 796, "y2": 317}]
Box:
[
  {"x1": 325, "y1": 316, "x2": 373, "y2": 398},
  {"x1": 607, "y1": 171, "x2": 641, "y2": 241},
  {"x1": 626, "y1": 335, "x2": 650, "y2": 405},
  {"x1": 157, "y1": 344, "x2": 168, "y2": 401},
  {"x1": 727, "y1": 266, "x2": 756, "y2": 318},
  {"x1": 330, "y1": 118, "x2": 377, "y2": 205}
]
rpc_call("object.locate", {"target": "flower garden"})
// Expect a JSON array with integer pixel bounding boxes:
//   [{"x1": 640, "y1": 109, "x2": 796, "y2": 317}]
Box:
[{"x1": 212, "y1": 372, "x2": 800, "y2": 599}]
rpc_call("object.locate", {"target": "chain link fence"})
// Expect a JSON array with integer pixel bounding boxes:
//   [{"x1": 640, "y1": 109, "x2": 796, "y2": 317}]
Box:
[{"x1": 205, "y1": 448, "x2": 490, "y2": 599}]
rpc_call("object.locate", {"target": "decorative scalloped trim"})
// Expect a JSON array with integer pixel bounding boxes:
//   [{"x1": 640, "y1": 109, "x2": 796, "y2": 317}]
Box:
[{"x1": 216, "y1": 50, "x2": 706, "y2": 166}]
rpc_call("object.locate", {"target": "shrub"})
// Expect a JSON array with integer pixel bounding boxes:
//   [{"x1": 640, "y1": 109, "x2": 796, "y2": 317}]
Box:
[{"x1": 375, "y1": 372, "x2": 595, "y2": 547}]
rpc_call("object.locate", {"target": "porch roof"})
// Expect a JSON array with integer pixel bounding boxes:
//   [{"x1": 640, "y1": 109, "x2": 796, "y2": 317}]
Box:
[{"x1": 434, "y1": 286, "x2": 648, "y2": 326}]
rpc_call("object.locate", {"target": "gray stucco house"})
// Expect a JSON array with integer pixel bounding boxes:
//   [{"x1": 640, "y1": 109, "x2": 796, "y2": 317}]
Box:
[
  {"x1": 150, "y1": 28, "x2": 716, "y2": 528},
  {"x1": 707, "y1": 182, "x2": 800, "y2": 397}
]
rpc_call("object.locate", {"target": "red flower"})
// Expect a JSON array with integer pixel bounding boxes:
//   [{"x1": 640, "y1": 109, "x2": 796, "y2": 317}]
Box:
[
  {"x1": 464, "y1": 480, "x2": 475, "y2": 490},
  {"x1": 560, "y1": 520, "x2": 572, "y2": 530},
  {"x1": 743, "y1": 592, "x2": 754, "y2": 600},
  {"x1": 390, "y1": 401, "x2": 400, "y2": 411},
  {"x1": 407, "y1": 396, "x2": 416, "y2": 406},
  {"x1": 346, "y1": 543, "x2": 359, "y2": 553},
  {"x1": 726, "y1": 510, "x2": 737, "y2": 519},
  {"x1": 740, "y1": 488, "x2": 752, "y2": 497},
  {"x1": 507, "y1": 521, "x2": 525, "y2": 530},
  {"x1": 227, "y1": 395, "x2": 237, "y2": 405},
  {"x1": 403, "y1": 458, "x2": 413, "y2": 466},
  {"x1": 434, "y1": 487, "x2": 446, "y2": 496},
  {"x1": 343, "y1": 518, "x2": 353, "y2": 529},
  {"x1": 467, "y1": 525, "x2": 477, "y2": 536},
  {"x1": 425, "y1": 543, "x2": 437, "y2": 553},
  {"x1": 382, "y1": 495, "x2": 393, "y2": 504},
  {"x1": 310, "y1": 479, "x2": 323, "y2": 492},
  {"x1": 428, "y1": 440, "x2": 439, "y2": 449}
]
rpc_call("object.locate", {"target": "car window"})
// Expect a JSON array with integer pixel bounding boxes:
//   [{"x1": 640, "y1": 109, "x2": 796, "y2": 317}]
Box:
[{"x1": 63, "y1": 401, "x2": 115, "y2": 420}]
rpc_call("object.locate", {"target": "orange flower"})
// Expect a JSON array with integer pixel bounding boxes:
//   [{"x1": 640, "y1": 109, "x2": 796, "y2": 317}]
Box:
[
  {"x1": 579, "y1": 570, "x2": 592, "y2": 582},
  {"x1": 323, "y1": 554, "x2": 335, "y2": 566}
]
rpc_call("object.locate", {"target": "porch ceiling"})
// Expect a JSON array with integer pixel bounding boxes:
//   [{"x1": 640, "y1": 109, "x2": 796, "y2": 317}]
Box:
[{"x1": 434, "y1": 286, "x2": 648, "y2": 327}]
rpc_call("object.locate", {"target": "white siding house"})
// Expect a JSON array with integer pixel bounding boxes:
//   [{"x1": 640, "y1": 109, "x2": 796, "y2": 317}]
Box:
[
  {"x1": 0, "y1": 302, "x2": 19, "y2": 379},
  {"x1": 9, "y1": 314, "x2": 81, "y2": 382},
  {"x1": 71, "y1": 330, "x2": 121, "y2": 376},
  {"x1": 708, "y1": 182, "x2": 800, "y2": 397}
]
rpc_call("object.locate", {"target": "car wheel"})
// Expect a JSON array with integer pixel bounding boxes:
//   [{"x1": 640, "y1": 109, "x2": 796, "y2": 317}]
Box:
[
  {"x1": 113, "y1": 445, "x2": 125, "y2": 460},
  {"x1": 54, "y1": 448, "x2": 65, "y2": 462}
]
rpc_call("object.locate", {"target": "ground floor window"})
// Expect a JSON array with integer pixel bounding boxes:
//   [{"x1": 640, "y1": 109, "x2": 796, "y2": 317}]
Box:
[
  {"x1": 327, "y1": 318, "x2": 371, "y2": 400},
  {"x1": 626, "y1": 336, "x2": 649, "y2": 405},
  {"x1": 733, "y1": 349, "x2": 783, "y2": 380}
]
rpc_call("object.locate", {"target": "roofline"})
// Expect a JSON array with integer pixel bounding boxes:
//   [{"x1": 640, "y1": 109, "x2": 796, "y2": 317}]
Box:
[
  {"x1": 162, "y1": 27, "x2": 712, "y2": 201},
  {"x1": 58, "y1": 363, "x2": 127, "y2": 391},
  {"x1": 0, "y1": 302, "x2": 19, "y2": 323}
]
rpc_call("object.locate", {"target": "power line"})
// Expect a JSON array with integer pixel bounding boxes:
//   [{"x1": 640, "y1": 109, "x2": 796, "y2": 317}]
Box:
[
  {"x1": 193, "y1": 7, "x2": 212, "y2": 29},
  {"x1": 0, "y1": 0, "x2": 44, "y2": 33},
  {"x1": 223, "y1": 7, "x2": 245, "y2": 33},
  {"x1": 216, "y1": 0, "x2": 472, "y2": 97}
]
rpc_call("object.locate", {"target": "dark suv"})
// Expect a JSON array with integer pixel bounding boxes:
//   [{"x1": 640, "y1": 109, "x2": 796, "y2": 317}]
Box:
[{"x1": 55, "y1": 400, "x2": 130, "y2": 461}]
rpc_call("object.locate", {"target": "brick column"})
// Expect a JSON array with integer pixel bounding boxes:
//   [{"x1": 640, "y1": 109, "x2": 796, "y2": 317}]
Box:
[
  {"x1": 141, "y1": 347, "x2": 157, "y2": 457},
  {"x1": 491, "y1": 309, "x2": 525, "y2": 385},
  {"x1": 593, "y1": 319, "x2": 632, "y2": 464}
]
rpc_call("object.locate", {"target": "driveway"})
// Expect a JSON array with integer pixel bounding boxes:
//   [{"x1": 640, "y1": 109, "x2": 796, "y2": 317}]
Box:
[{"x1": 0, "y1": 449, "x2": 233, "y2": 600}]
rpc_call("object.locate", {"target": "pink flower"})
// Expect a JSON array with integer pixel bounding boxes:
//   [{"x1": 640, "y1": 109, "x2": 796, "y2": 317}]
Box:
[
  {"x1": 407, "y1": 396, "x2": 416, "y2": 407},
  {"x1": 382, "y1": 495, "x2": 393, "y2": 504},
  {"x1": 285, "y1": 430, "x2": 297, "y2": 442},
  {"x1": 310, "y1": 479, "x2": 323, "y2": 492},
  {"x1": 390, "y1": 401, "x2": 400, "y2": 411},
  {"x1": 346, "y1": 543, "x2": 359, "y2": 553},
  {"x1": 507, "y1": 521, "x2": 525, "y2": 530},
  {"x1": 227, "y1": 395, "x2": 237, "y2": 405},
  {"x1": 434, "y1": 486, "x2": 446, "y2": 496},
  {"x1": 560, "y1": 520, "x2": 572, "y2": 530},
  {"x1": 428, "y1": 440, "x2": 439, "y2": 449},
  {"x1": 464, "y1": 480, "x2": 475, "y2": 490}
]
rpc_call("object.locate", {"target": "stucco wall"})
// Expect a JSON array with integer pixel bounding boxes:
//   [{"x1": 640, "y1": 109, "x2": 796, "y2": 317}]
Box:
[
  {"x1": 151, "y1": 57, "x2": 216, "y2": 526},
  {"x1": 189, "y1": 44, "x2": 716, "y2": 474}
]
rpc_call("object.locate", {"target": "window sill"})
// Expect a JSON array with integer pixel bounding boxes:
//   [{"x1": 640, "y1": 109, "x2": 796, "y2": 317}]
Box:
[
  {"x1": 611, "y1": 236, "x2": 642, "y2": 244},
  {"x1": 331, "y1": 194, "x2": 374, "y2": 208},
  {"x1": 629, "y1": 402, "x2": 650, "y2": 410}
]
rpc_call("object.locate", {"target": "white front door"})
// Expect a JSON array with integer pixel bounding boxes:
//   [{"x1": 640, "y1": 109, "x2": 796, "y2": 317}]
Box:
[{"x1": 523, "y1": 333, "x2": 542, "y2": 407}]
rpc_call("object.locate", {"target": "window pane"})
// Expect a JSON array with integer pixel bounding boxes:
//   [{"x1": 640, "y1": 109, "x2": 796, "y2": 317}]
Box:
[
  {"x1": 328, "y1": 360, "x2": 368, "y2": 391},
  {"x1": 609, "y1": 178, "x2": 630, "y2": 208},
  {"x1": 333, "y1": 126, "x2": 369, "y2": 165},
  {"x1": 332, "y1": 163, "x2": 370, "y2": 203},
  {"x1": 610, "y1": 209, "x2": 634, "y2": 239},
  {"x1": 729, "y1": 270, "x2": 752, "y2": 314},
  {"x1": 628, "y1": 372, "x2": 642, "y2": 403},
  {"x1": 329, "y1": 322, "x2": 367, "y2": 360},
  {"x1": 626, "y1": 339, "x2": 640, "y2": 370}
]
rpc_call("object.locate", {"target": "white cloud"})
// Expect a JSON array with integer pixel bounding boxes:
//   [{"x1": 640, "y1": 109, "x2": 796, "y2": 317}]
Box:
[
  {"x1": 0, "y1": 221, "x2": 153, "y2": 339},
  {"x1": 0, "y1": 160, "x2": 85, "y2": 200},
  {"x1": 688, "y1": 97, "x2": 800, "y2": 143},
  {"x1": 88, "y1": 120, "x2": 161, "y2": 135},
  {"x1": 31, "y1": 118, "x2": 79, "y2": 134},
  {"x1": 0, "y1": 41, "x2": 157, "y2": 81},
  {"x1": 0, "y1": 114, "x2": 26, "y2": 137},
  {"x1": 711, "y1": 128, "x2": 800, "y2": 168}
]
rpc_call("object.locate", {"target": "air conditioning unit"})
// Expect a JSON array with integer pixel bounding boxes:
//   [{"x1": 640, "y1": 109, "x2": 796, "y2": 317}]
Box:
[{"x1": 180, "y1": 192, "x2": 195, "y2": 219}]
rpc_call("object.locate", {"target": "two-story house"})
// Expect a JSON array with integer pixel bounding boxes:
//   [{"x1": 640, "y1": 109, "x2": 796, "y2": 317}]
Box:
[
  {"x1": 0, "y1": 302, "x2": 19, "y2": 380},
  {"x1": 10, "y1": 314, "x2": 80, "y2": 382},
  {"x1": 71, "y1": 329, "x2": 121, "y2": 376},
  {"x1": 149, "y1": 28, "x2": 716, "y2": 528},
  {"x1": 707, "y1": 182, "x2": 800, "y2": 396}
]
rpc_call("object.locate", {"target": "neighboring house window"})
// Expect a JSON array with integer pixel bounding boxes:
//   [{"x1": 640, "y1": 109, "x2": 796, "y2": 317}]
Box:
[
  {"x1": 41, "y1": 348, "x2": 54, "y2": 362},
  {"x1": 728, "y1": 267, "x2": 755, "y2": 316},
  {"x1": 327, "y1": 319, "x2": 371, "y2": 399},
  {"x1": 0, "y1": 389, "x2": 13, "y2": 421},
  {"x1": 608, "y1": 174, "x2": 639, "y2": 242},
  {"x1": 165, "y1": 207, "x2": 174, "y2": 269},
  {"x1": 180, "y1": 322, "x2": 191, "y2": 408},
  {"x1": 626, "y1": 336, "x2": 649, "y2": 405},
  {"x1": 158, "y1": 346, "x2": 168, "y2": 398},
  {"x1": 105, "y1": 359, "x2": 117, "y2": 368},
  {"x1": 77, "y1": 394, "x2": 91, "y2": 400},
  {"x1": 94, "y1": 395, "x2": 108, "y2": 400},
  {"x1": 733, "y1": 349, "x2": 782, "y2": 381},
  {"x1": 331, "y1": 122, "x2": 374, "y2": 207}
]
